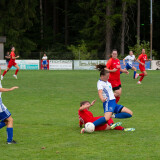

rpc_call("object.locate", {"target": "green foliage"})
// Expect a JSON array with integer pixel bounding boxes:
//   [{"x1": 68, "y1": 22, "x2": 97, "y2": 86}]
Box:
[
  {"x1": 129, "y1": 39, "x2": 157, "y2": 58},
  {"x1": 68, "y1": 40, "x2": 98, "y2": 60}
]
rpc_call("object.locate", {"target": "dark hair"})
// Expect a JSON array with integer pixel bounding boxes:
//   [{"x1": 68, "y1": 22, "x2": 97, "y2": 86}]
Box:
[
  {"x1": 112, "y1": 49, "x2": 117, "y2": 53},
  {"x1": 96, "y1": 64, "x2": 109, "y2": 76},
  {"x1": 80, "y1": 101, "x2": 90, "y2": 107}
]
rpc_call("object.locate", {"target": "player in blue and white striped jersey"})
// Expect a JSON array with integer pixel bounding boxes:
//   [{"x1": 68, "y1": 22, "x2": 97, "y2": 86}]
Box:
[
  {"x1": 0, "y1": 68, "x2": 19, "y2": 144},
  {"x1": 123, "y1": 51, "x2": 138, "y2": 79}
]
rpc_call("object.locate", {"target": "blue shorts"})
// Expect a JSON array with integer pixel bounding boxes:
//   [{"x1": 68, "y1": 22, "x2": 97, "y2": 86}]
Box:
[
  {"x1": 0, "y1": 109, "x2": 11, "y2": 121},
  {"x1": 42, "y1": 60, "x2": 48, "y2": 65},
  {"x1": 103, "y1": 99, "x2": 124, "y2": 113},
  {"x1": 126, "y1": 63, "x2": 132, "y2": 70}
]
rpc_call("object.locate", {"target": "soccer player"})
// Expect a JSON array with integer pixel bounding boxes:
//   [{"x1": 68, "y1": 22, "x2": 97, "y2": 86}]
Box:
[
  {"x1": 78, "y1": 100, "x2": 135, "y2": 133},
  {"x1": 123, "y1": 51, "x2": 137, "y2": 79},
  {"x1": 106, "y1": 49, "x2": 129, "y2": 103},
  {"x1": 91, "y1": 64, "x2": 133, "y2": 129},
  {"x1": 5, "y1": 52, "x2": 10, "y2": 66},
  {"x1": 0, "y1": 68, "x2": 19, "y2": 144},
  {"x1": 1, "y1": 47, "x2": 19, "y2": 80},
  {"x1": 136, "y1": 49, "x2": 152, "y2": 84},
  {"x1": 42, "y1": 53, "x2": 48, "y2": 70}
]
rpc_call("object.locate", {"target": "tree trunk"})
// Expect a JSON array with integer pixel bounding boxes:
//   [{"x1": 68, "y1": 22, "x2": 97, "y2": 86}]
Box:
[
  {"x1": 121, "y1": 1, "x2": 126, "y2": 56},
  {"x1": 53, "y1": 0, "x2": 57, "y2": 39},
  {"x1": 105, "y1": 0, "x2": 112, "y2": 60},
  {"x1": 40, "y1": 0, "x2": 43, "y2": 40},
  {"x1": 137, "y1": 0, "x2": 140, "y2": 43},
  {"x1": 65, "y1": 0, "x2": 69, "y2": 45}
]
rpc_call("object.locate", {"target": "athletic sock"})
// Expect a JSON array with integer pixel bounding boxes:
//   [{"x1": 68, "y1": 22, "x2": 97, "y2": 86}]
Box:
[
  {"x1": 139, "y1": 76, "x2": 144, "y2": 82},
  {"x1": 0, "y1": 121, "x2": 6, "y2": 129},
  {"x1": 15, "y1": 69, "x2": 19, "y2": 75},
  {"x1": 116, "y1": 97, "x2": 120, "y2": 103},
  {"x1": 3, "y1": 70, "x2": 7, "y2": 76},
  {"x1": 7, "y1": 128, "x2": 13, "y2": 142},
  {"x1": 107, "y1": 118, "x2": 114, "y2": 126},
  {"x1": 139, "y1": 73, "x2": 144, "y2": 76},
  {"x1": 93, "y1": 117, "x2": 107, "y2": 127},
  {"x1": 133, "y1": 71, "x2": 136, "y2": 79},
  {"x1": 115, "y1": 112, "x2": 132, "y2": 118},
  {"x1": 114, "y1": 126, "x2": 124, "y2": 130}
]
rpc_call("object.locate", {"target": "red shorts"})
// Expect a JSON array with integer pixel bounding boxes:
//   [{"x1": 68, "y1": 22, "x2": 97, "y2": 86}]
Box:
[
  {"x1": 108, "y1": 79, "x2": 121, "y2": 88},
  {"x1": 139, "y1": 65, "x2": 145, "y2": 72},
  {"x1": 93, "y1": 116, "x2": 108, "y2": 131},
  {"x1": 8, "y1": 61, "x2": 17, "y2": 69}
]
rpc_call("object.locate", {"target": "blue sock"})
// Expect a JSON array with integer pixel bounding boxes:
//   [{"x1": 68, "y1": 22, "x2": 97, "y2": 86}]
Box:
[
  {"x1": 93, "y1": 117, "x2": 107, "y2": 127},
  {"x1": 0, "y1": 121, "x2": 6, "y2": 129},
  {"x1": 133, "y1": 71, "x2": 136, "y2": 78},
  {"x1": 120, "y1": 71, "x2": 122, "y2": 74},
  {"x1": 115, "y1": 112, "x2": 132, "y2": 119},
  {"x1": 7, "y1": 128, "x2": 13, "y2": 142}
]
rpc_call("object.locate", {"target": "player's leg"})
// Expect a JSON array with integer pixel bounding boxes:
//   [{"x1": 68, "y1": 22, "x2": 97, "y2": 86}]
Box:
[
  {"x1": 1, "y1": 66, "x2": 10, "y2": 80},
  {"x1": 5, "y1": 116, "x2": 16, "y2": 144},
  {"x1": 132, "y1": 66, "x2": 137, "y2": 79},
  {"x1": 114, "y1": 87, "x2": 122, "y2": 103},
  {"x1": 112, "y1": 105, "x2": 133, "y2": 119},
  {"x1": 13, "y1": 64, "x2": 19, "y2": 79}
]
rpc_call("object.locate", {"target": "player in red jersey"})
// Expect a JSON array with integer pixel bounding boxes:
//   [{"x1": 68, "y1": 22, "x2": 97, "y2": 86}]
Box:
[
  {"x1": 136, "y1": 49, "x2": 152, "y2": 84},
  {"x1": 1, "y1": 47, "x2": 19, "y2": 80},
  {"x1": 79, "y1": 100, "x2": 135, "y2": 133},
  {"x1": 106, "y1": 49, "x2": 129, "y2": 103}
]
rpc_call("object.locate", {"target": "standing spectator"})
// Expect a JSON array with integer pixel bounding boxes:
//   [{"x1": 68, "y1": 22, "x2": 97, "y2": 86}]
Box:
[
  {"x1": 5, "y1": 52, "x2": 10, "y2": 65},
  {"x1": 42, "y1": 53, "x2": 48, "y2": 70}
]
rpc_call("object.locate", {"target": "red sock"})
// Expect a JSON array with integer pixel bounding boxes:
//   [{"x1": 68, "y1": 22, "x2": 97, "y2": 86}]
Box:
[
  {"x1": 139, "y1": 76, "x2": 144, "y2": 82},
  {"x1": 107, "y1": 118, "x2": 114, "y2": 126},
  {"x1": 15, "y1": 69, "x2": 19, "y2": 75},
  {"x1": 79, "y1": 120, "x2": 83, "y2": 128},
  {"x1": 114, "y1": 126, "x2": 124, "y2": 130},
  {"x1": 116, "y1": 97, "x2": 120, "y2": 103},
  {"x1": 3, "y1": 70, "x2": 7, "y2": 76},
  {"x1": 139, "y1": 73, "x2": 144, "y2": 76}
]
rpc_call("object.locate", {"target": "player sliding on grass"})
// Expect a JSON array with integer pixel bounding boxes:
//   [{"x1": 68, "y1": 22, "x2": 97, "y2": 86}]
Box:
[
  {"x1": 78, "y1": 100, "x2": 135, "y2": 133},
  {"x1": 106, "y1": 49, "x2": 129, "y2": 103},
  {"x1": 0, "y1": 68, "x2": 19, "y2": 144},
  {"x1": 91, "y1": 64, "x2": 133, "y2": 129},
  {"x1": 1, "y1": 47, "x2": 20, "y2": 80},
  {"x1": 136, "y1": 49, "x2": 152, "y2": 84},
  {"x1": 123, "y1": 51, "x2": 137, "y2": 79}
]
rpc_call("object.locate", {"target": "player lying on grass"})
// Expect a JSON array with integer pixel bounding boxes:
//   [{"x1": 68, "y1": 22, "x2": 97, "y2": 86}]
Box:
[
  {"x1": 78, "y1": 100, "x2": 135, "y2": 133},
  {"x1": 0, "y1": 68, "x2": 19, "y2": 144},
  {"x1": 90, "y1": 64, "x2": 133, "y2": 129},
  {"x1": 123, "y1": 51, "x2": 137, "y2": 79}
]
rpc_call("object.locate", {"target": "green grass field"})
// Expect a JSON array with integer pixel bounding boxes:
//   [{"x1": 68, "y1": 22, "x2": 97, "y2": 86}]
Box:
[{"x1": 0, "y1": 70, "x2": 160, "y2": 160}]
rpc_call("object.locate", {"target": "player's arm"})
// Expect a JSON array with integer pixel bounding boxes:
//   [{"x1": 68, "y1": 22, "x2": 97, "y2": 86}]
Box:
[
  {"x1": 5, "y1": 55, "x2": 10, "y2": 59},
  {"x1": 106, "y1": 59, "x2": 118, "y2": 72},
  {"x1": 145, "y1": 59, "x2": 152, "y2": 61},
  {"x1": 123, "y1": 58, "x2": 126, "y2": 66},
  {"x1": 137, "y1": 58, "x2": 145, "y2": 66},
  {"x1": 79, "y1": 100, "x2": 96, "y2": 111},
  {"x1": 98, "y1": 90, "x2": 107, "y2": 102},
  {"x1": 0, "y1": 86, "x2": 19, "y2": 92},
  {"x1": 12, "y1": 56, "x2": 19, "y2": 59},
  {"x1": 120, "y1": 68, "x2": 129, "y2": 74}
]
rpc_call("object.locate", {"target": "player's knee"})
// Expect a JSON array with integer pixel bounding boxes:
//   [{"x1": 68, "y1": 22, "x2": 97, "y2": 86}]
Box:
[
  {"x1": 129, "y1": 111, "x2": 133, "y2": 116},
  {"x1": 8, "y1": 117, "x2": 13, "y2": 123}
]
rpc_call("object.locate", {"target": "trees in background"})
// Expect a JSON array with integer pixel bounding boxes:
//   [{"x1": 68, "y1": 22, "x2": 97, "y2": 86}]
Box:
[{"x1": 0, "y1": 0, "x2": 159, "y2": 59}]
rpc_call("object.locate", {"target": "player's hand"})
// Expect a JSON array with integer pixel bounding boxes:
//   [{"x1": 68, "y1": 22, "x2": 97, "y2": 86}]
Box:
[
  {"x1": 11, "y1": 86, "x2": 19, "y2": 90},
  {"x1": 102, "y1": 97, "x2": 107, "y2": 102},
  {"x1": 123, "y1": 63, "x2": 126, "y2": 66},
  {"x1": 91, "y1": 100, "x2": 96, "y2": 106},
  {"x1": 17, "y1": 56, "x2": 19, "y2": 58},
  {"x1": 149, "y1": 59, "x2": 152, "y2": 61},
  {"x1": 116, "y1": 65, "x2": 121, "y2": 69},
  {"x1": 125, "y1": 71, "x2": 129, "y2": 75},
  {"x1": 141, "y1": 63, "x2": 145, "y2": 66},
  {"x1": 112, "y1": 68, "x2": 117, "y2": 72}
]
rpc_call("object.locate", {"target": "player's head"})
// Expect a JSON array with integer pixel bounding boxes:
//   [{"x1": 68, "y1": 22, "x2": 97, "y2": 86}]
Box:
[
  {"x1": 142, "y1": 48, "x2": 145, "y2": 54},
  {"x1": 11, "y1": 47, "x2": 15, "y2": 52},
  {"x1": 96, "y1": 64, "x2": 109, "y2": 81},
  {"x1": 111, "y1": 49, "x2": 118, "y2": 59},
  {"x1": 80, "y1": 101, "x2": 90, "y2": 107},
  {"x1": 129, "y1": 51, "x2": 133, "y2": 56},
  {"x1": 44, "y1": 53, "x2": 46, "y2": 56}
]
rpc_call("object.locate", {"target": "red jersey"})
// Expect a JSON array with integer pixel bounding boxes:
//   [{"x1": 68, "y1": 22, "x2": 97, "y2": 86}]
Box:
[
  {"x1": 78, "y1": 109, "x2": 94, "y2": 124},
  {"x1": 106, "y1": 58, "x2": 121, "y2": 80},
  {"x1": 138, "y1": 54, "x2": 147, "y2": 64},
  {"x1": 10, "y1": 51, "x2": 16, "y2": 63}
]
